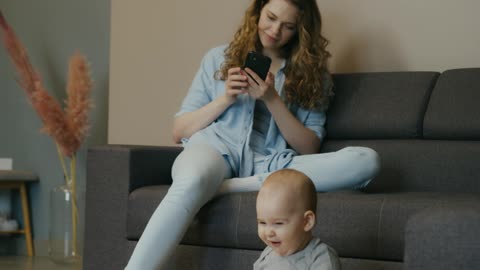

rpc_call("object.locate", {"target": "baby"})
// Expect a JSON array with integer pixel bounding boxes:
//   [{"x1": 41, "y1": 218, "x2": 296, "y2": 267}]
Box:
[{"x1": 254, "y1": 169, "x2": 341, "y2": 270}]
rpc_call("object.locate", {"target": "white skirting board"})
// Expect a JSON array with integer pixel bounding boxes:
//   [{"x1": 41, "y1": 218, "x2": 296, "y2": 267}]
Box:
[
  {"x1": 0, "y1": 158, "x2": 12, "y2": 218},
  {"x1": 0, "y1": 158, "x2": 13, "y2": 170}
]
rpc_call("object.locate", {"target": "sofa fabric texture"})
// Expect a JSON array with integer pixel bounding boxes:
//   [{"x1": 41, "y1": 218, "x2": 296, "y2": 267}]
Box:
[{"x1": 84, "y1": 68, "x2": 480, "y2": 270}]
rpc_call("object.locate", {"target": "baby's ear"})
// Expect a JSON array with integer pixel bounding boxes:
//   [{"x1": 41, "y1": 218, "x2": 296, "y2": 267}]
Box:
[{"x1": 303, "y1": 210, "x2": 316, "y2": 232}]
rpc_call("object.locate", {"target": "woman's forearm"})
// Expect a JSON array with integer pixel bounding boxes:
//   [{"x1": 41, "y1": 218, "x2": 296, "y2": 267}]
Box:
[
  {"x1": 172, "y1": 95, "x2": 232, "y2": 143},
  {"x1": 264, "y1": 95, "x2": 322, "y2": 154}
]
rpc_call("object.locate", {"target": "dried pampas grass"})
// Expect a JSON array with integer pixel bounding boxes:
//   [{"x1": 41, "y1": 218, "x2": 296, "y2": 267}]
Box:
[
  {"x1": 0, "y1": 10, "x2": 93, "y2": 157},
  {"x1": 65, "y1": 53, "x2": 93, "y2": 149},
  {"x1": 0, "y1": 10, "x2": 93, "y2": 256}
]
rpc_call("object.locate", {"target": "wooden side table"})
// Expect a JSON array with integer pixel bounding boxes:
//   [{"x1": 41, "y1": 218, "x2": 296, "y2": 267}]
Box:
[{"x1": 0, "y1": 170, "x2": 38, "y2": 256}]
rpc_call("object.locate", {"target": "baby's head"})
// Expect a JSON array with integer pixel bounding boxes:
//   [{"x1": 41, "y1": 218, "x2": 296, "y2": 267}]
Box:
[{"x1": 256, "y1": 169, "x2": 317, "y2": 256}]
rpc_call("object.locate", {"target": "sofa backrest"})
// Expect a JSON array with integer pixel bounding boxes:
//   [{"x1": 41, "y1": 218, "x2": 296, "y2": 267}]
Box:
[
  {"x1": 424, "y1": 68, "x2": 480, "y2": 139},
  {"x1": 323, "y1": 68, "x2": 480, "y2": 194}
]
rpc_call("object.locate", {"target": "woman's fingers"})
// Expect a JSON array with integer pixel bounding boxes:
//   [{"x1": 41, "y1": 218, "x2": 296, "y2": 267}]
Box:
[
  {"x1": 265, "y1": 72, "x2": 274, "y2": 84},
  {"x1": 244, "y1": 68, "x2": 263, "y2": 85},
  {"x1": 241, "y1": 69, "x2": 277, "y2": 101},
  {"x1": 230, "y1": 88, "x2": 246, "y2": 95},
  {"x1": 227, "y1": 68, "x2": 248, "y2": 90},
  {"x1": 229, "y1": 81, "x2": 248, "y2": 88},
  {"x1": 228, "y1": 67, "x2": 243, "y2": 76}
]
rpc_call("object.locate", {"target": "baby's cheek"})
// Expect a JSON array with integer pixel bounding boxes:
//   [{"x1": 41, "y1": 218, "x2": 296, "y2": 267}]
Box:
[{"x1": 257, "y1": 227, "x2": 264, "y2": 239}]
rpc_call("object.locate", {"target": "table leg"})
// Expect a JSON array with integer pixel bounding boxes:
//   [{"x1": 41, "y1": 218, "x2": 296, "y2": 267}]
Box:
[{"x1": 20, "y1": 183, "x2": 34, "y2": 256}]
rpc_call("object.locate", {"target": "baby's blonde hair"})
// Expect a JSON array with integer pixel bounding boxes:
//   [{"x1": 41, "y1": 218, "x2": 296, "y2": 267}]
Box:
[{"x1": 262, "y1": 169, "x2": 317, "y2": 214}]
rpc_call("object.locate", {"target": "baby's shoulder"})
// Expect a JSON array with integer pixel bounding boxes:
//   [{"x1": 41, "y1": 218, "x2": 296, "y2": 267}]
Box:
[
  {"x1": 253, "y1": 246, "x2": 274, "y2": 270},
  {"x1": 307, "y1": 238, "x2": 341, "y2": 269}
]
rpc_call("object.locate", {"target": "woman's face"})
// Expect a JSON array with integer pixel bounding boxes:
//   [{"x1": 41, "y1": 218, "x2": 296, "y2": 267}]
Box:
[{"x1": 258, "y1": 0, "x2": 299, "y2": 56}]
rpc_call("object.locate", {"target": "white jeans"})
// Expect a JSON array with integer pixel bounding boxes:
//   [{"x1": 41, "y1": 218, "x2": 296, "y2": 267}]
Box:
[{"x1": 125, "y1": 143, "x2": 380, "y2": 270}]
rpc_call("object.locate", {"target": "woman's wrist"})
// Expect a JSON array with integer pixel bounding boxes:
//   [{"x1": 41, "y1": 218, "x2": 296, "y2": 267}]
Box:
[
  {"x1": 262, "y1": 90, "x2": 281, "y2": 106},
  {"x1": 220, "y1": 94, "x2": 236, "y2": 107}
]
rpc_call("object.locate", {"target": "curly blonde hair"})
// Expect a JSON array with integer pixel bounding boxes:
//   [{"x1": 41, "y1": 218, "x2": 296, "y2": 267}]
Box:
[{"x1": 219, "y1": 0, "x2": 334, "y2": 110}]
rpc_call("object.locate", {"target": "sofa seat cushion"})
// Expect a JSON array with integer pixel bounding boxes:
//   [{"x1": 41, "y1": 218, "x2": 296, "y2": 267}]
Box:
[
  {"x1": 403, "y1": 206, "x2": 480, "y2": 270},
  {"x1": 127, "y1": 187, "x2": 480, "y2": 261},
  {"x1": 321, "y1": 140, "x2": 480, "y2": 193}
]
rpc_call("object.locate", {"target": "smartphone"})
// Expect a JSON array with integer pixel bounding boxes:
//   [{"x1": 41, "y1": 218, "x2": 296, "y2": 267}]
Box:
[{"x1": 242, "y1": 51, "x2": 272, "y2": 83}]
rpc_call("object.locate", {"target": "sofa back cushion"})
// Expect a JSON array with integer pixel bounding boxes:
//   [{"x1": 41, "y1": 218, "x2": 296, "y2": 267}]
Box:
[
  {"x1": 324, "y1": 69, "x2": 480, "y2": 193},
  {"x1": 326, "y1": 72, "x2": 439, "y2": 139},
  {"x1": 424, "y1": 68, "x2": 480, "y2": 139}
]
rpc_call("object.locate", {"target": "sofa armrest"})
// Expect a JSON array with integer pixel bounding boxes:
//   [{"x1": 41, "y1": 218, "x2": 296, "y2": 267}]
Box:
[
  {"x1": 403, "y1": 205, "x2": 480, "y2": 270},
  {"x1": 83, "y1": 144, "x2": 182, "y2": 270},
  {"x1": 123, "y1": 145, "x2": 182, "y2": 191}
]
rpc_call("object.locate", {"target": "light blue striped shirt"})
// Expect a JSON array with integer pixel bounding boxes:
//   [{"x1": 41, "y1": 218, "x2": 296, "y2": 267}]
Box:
[{"x1": 176, "y1": 45, "x2": 327, "y2": 177}]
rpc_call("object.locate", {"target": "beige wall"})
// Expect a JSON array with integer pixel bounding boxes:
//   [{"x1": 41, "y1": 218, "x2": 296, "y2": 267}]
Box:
[{"x1": 109, "y1": 0, "x2": 480, "y2": 146}]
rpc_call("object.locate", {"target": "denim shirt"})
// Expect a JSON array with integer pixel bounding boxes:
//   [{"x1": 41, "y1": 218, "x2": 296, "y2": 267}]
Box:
[{"x1": 176, "y1": 45, "x2": 327, "y2": 177}]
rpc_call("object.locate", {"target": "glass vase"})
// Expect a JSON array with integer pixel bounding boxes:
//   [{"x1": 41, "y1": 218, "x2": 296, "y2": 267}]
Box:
[{"x1": 48, "y1": 183, "x2": 81, "y2": 264}]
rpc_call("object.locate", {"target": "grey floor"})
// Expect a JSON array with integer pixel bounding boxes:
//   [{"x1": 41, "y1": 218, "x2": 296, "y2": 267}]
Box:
[{"x1": 0, "y1": 256, "x2": 81, "y2": 270}]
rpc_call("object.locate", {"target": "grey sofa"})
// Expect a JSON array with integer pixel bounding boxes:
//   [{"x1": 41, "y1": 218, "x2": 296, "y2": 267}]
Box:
[{"x1": 84, "y1": 68, "x2": 480, "y2": 270}]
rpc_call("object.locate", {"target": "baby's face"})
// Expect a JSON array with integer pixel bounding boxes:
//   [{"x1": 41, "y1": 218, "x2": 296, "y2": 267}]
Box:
[{"x1": 256, "y1": 193, "x2": 311, "y2": 256}]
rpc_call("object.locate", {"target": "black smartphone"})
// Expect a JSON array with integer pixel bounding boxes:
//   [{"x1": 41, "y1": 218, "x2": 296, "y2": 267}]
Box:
[{"x1": 242, "y1": 51, "x2": 272, "y2": 83}]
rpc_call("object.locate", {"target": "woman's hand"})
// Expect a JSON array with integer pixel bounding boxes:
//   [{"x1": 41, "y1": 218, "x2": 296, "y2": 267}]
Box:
[
  {"x1": 224, "y1": 67, "x2": 249, "y2": 105},
  {"x1": 242, "y1": 68, "x2": 279, "y2": 102},
  {"x1": 242, "y1": 68, "x2": 321, "y2": 154},
  {"x1": 172, "y1": 67, "x2": 247, "y2": 143}
]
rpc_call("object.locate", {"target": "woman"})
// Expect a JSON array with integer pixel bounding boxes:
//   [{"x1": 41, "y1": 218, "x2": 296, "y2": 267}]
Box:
[{"x1": 125, "y1": 0, "x2": 380, "y2": 269}]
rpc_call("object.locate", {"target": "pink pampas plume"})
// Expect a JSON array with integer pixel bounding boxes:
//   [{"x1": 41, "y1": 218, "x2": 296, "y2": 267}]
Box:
[
  {"x1": 65, "y1": 52, "x2": 93, "y2": 148},
  {"x1": 0, "y1": 11, "x2": 93, "y2": 157}
]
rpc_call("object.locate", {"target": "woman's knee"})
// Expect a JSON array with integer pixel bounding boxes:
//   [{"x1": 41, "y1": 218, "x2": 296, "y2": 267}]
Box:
[
  {"x1": 341, "y1": 146, "x2": 381, "y2": 178},
  {"x1": 171, "y1": 143, "x2": 229, "y2": 193}
]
